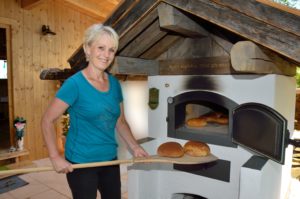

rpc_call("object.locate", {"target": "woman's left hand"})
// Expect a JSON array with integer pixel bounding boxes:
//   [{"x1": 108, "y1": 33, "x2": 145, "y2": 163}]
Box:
[{"x1": 132, "y1": 145, "x2": 149, "y2": 158}]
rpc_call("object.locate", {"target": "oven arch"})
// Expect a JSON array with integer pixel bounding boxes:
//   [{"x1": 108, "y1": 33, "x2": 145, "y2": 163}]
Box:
[{"x1": 167, "y1": 90, "x2": 238, "y2": 147}]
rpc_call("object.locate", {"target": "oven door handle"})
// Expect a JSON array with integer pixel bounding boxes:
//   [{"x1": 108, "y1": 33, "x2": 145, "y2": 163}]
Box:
[{"x1": 288, "y1": 138, "x2": 300, "y2": 147}]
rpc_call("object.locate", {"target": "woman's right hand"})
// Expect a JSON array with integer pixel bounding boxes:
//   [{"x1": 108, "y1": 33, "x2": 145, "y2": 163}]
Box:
[{"x1": 50, "y1": 155, "x2": 73, "y2": 174}]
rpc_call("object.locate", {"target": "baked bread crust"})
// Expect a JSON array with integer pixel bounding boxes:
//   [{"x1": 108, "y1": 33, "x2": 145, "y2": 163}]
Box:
[
  {"x1": 157, "y1": 142, "x2": 184, "y2": 158},
  {"x1": 186, "y1": 112, "x2": 229, "y2": 128},
  {"x1": 184, "y1": 141, "x2": 210, "y2": 157},
  {"x1": 186, "y1": 117, "x2": 207, "y2": 127},
  {"x1": 205, "y1": 112, "x2": 229, "y2": 125}
]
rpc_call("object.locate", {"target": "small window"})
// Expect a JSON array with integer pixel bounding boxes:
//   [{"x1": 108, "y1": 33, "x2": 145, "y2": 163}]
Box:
[{"x1": 0, "y1": 60, "x2": 7, "y2": 79}]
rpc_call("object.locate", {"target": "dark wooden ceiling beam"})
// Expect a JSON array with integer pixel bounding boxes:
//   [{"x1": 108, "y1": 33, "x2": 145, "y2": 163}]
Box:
[
  {"x1": 118, "y1": 19, "x2": 167, "y2": 57},
  {"x1": 163, "y1": 0, "x2": 300, "y2": 64},
  {"x1": 140, "y1": 34, "x2": 182, "y2": 59},
  {"x1": 118, "y1": 7, "x2": 158, "y2": 51},
  {"x1": 39, "y1": 68, "x2": 76, "y2": 80},
  {"x1": 108, "y1": 0, "x2": 160, "y2": 35},
  {"x1": 159, "y1": 56, "x2": 233, "y2": 75},
  {"x1": 210, "y1": 0, "x2": 300, "y2": 37},
  {"x1": 110, "y1": 56, "x2": 159, "y2": 75},
  {"x1": 158, "y1": 2, "x2": 209, "y2": 38}
]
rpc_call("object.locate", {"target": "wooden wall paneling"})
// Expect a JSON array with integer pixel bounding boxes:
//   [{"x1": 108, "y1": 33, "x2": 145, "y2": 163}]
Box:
[
  {"x1": 10, "y1": 0, "x2": 26, "y2": 140},
  {"x1": 32, "y1": 2, "x2": 47, "y2": 159},
  {"x1": 48, "y1": 5, "x2": 60, "y2": 100},
  {"x1": 29, "y1": 6, "x2": 39, "y2": 159},
  {"x1": 0, "y1": 0, "x2": 110, "y2": 161},
  {"x1": 0, "y1": 0, "x2": 4, "y2": 12},
  {"x1": 21, "y1": 0, "x2": 46, "y2": 9},
  {"x1": 42, "y1": 0, "x2": 58, "y2": 158},
  {"x1": 23, "y1": 9, "x2": 35, "y2": 160},
  {"x1": 163, "y1": 0, "x2": 300, "y2": 64},
  {"x1": 119, "y1": 19, "x2": 167, "y2": 57}
]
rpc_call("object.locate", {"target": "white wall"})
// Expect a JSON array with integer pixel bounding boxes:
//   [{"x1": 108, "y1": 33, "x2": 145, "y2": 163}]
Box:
[{"x1": 121, "y1": 81, "x2": 149, "y2": 139}]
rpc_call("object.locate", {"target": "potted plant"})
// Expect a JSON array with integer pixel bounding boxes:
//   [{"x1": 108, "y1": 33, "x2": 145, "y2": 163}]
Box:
[{"x1": 13, "y1": 117, "x2": 26, "y2": 151}]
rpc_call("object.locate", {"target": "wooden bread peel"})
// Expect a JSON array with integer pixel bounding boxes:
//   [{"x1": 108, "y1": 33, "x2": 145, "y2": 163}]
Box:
[{"x1": 0, "y1": 154, "x2": 218, "y2": 176}]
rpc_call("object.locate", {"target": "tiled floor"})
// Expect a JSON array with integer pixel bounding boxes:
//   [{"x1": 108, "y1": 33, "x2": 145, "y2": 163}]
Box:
[
  {"x1": 0, "y1": 158, "x2": 128, "y2": 199},
  {"x1": 0, "y1": 158, "x2": 300, "y2": 199}
]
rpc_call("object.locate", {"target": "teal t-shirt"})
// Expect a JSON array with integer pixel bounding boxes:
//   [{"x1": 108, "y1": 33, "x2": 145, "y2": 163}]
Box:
[{"x1": 56, "y1": 71, "x2": 123, "y2": 163}]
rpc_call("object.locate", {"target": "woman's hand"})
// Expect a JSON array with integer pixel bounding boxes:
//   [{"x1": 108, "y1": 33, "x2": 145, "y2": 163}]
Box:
[
  {"x1": 131, "y1": 145, "x2": 149, "y2": 158},
  {"x1": 50, "y1": 155, "x2": 73, "y2": 174}
]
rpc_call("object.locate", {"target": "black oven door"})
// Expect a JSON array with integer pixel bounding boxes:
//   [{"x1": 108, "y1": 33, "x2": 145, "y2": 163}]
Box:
[{"x1": 232, "y1": 103, "x2": 290, "y2": 164}]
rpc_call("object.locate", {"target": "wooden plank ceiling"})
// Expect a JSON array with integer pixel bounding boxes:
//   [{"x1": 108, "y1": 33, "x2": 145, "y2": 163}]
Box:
[
  {"x1": 21, "y1": 0, "x2": 122, "y2": 21},
  {"x1": 39, "y1": 0, "x2": 300, "y2": 80}
]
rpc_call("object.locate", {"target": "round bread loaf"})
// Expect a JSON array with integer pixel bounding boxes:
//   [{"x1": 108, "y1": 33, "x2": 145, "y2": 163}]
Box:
[
  {"x1": 205, "y1": 112, "x2": 222, "y2": 122},
  {"x1": 157, "y1": 142, "x2": 184, "y2": 158},
  {"x1": 186, "y1": 117, "x2": 207, "y2": 127},
  {"x1": 204, "y1": 112, "x2": 229, "y2": 125},
  {"x1": 214, "y1": 117, "x2": 229, "y2": 124},
  {"x1": 183, "y1": 141, "x2": 210, "y2": 157}
]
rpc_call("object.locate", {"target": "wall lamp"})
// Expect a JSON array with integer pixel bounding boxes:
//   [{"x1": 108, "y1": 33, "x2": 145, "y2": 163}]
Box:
[{"x1": 42, "y1": 25, "x2": 56, "y2": 36}]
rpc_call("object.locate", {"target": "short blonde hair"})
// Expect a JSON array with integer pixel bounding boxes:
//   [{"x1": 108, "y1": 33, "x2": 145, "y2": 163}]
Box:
[{"x1": 83, "y1": 23, "x2": 119, "y2": 61}]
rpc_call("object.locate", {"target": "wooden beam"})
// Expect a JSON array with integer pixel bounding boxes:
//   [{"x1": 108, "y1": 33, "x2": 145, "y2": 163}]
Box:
[
  {"x1": 118, "y1": 7, "x2": 158, "y2": 51},
  {"x1": 69, "y1": 0, "x2": 158, "y2": 71},
  {"x1": 21, "y1": 0, "x2": 46, "y2": 9},
  {"x1": 230, "y1": 41, "x2": 296, "y2": 76},
  {"x1": 105, "y1": 0, "x2": 138, "y2": 27},
  {"x1": 210, "y1": 0, "x2": 300, "y2": 37},
  {"x1": 67, "y1": 44, "x2": 87, "y2": 71},
  {"x1": 39, "y1": 68, "x2": 76, "y2": 80},
  {"x1": 140, "y1": 34, "x2": 182, "y2": 59},
  {"x1": 256, "y1": 0, "x2": 300, "y2": 17},
  {"x1": 158, "y1": 2, "x2": 209, "y2": 38},
  {"x1": 109, "y1": 0, "x2": 160, "y2": 35},
  {"x1": 159, "y1": 56, "x2": 233, "y2": 75},
  {"x1": 163, "y1": 0, "x2": 300, "y2": 64},
  {"x1": 109, "y1": 56, "x2": 159, "y2": 75},
  {"x1": 210, "y1": 34, "x2": 233, "y2": 55},
  {"x1": 118, "y1": 19, "x2": 167, "y2": 57}
]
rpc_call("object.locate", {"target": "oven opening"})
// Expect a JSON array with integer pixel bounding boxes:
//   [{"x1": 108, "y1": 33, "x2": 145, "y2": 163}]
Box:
[
  {"x1": 168, "y1": 91, "x2": 238, "y2": 147},
  {"x1": 184, "y1": 103, "x2": 229, "y2": 135}
]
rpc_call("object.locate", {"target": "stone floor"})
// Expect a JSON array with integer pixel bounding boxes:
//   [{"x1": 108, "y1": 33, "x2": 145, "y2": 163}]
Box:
[
  {"x1": 0, "y1": 158, "x2": 128, "y2": 199},
  {"x1": 0, "y1": 157, "x2": 299, "y2": 199}
]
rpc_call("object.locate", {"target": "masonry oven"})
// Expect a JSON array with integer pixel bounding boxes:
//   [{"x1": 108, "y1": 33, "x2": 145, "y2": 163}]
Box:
[{"x1": 128, "y1": 75, "x2": 298, "y2": 199}]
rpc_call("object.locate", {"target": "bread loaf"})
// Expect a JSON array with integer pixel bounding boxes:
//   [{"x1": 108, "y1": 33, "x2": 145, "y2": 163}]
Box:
[
  {"x1": 204, "y1": 112, "x2": 229, "y2": 125},
  {"x1": 186, "y1": 117, "x2": 207, "y2": 127},
  {"x1": 183, "y1": 141, "x2": 210, "y2": 157},
  {"x1": 157, "y1": 142, "x2": 184, "y2": 158}
]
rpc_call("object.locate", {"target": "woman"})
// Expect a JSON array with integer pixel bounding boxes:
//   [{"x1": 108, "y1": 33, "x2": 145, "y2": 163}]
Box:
[{"x1": 41, "y1": 23, "x2": 148, "y2": 199}]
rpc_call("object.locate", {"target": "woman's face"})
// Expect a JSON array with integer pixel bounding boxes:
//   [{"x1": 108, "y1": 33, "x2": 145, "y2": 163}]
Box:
[{"x1": 86, "y1": 33, "x2": 117, "y2": 71}]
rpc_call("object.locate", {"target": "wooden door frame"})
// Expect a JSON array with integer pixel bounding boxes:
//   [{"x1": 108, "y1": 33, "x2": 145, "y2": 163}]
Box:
[{"x1": 0, "y1": 23, "x2": 15, "y2": 147}]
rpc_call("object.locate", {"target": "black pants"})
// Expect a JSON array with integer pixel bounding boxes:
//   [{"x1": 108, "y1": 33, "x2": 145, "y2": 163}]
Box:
[{"x1": 66, "y1": 161, "x2": 121, "y2": 199}]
